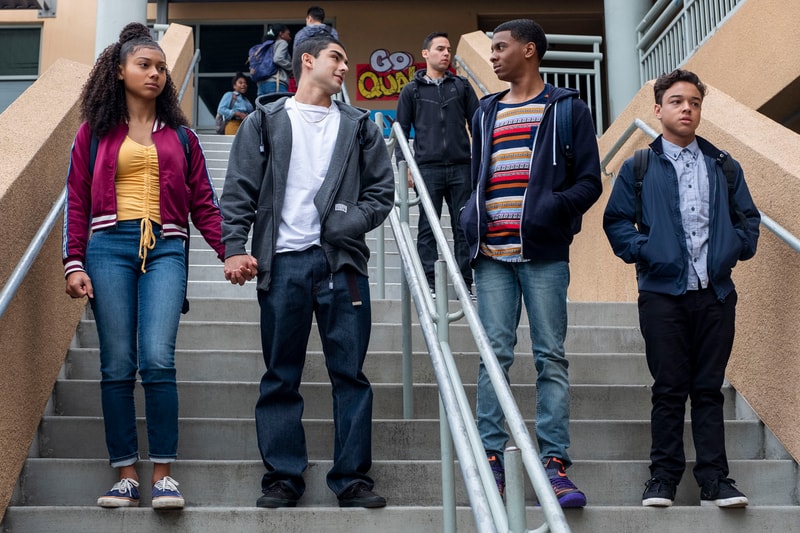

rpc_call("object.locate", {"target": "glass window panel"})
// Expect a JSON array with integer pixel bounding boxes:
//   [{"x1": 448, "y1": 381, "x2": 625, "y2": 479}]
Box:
[{"x1": 0, "y1": 27, "x2": 41, "y2": 76}]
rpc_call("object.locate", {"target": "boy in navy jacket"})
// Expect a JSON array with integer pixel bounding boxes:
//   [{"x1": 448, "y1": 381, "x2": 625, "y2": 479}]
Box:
[{"x1": 604, "y1": 69, "x2": 760, "y2": 508}]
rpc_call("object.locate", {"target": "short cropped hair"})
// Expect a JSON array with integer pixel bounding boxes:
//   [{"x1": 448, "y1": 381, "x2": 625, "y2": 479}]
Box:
[
  {"x1": 307, "y1": 6, "x2": 325, "y2": 22},
  {"x1": 422, "y1": 31, "x2": 448, "y2": 51},
  {"x1": 292, "y1": 34, "x2": 346, "y2": 83},
  {"x1": 653, "y1": 69, "x2": 708, "y2": 105},
  {"x1": 493, "y1": 19, "x2": 547, "y2": 62}
]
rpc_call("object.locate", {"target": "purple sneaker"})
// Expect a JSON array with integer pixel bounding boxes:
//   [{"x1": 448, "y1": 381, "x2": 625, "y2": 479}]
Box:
[{"x1": 544, "y1": 457, "x2": 586, "y2": 508}]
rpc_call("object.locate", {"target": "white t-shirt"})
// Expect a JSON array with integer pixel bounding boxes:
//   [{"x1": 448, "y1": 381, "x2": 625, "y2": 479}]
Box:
[{"x1": 275, "y1": 97, "x2": 341, "y2": 253}]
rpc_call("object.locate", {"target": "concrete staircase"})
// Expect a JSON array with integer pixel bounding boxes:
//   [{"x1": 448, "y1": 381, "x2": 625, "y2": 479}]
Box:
[{"x1": 3, "y1": 133, "x2": 798, "y2": 532}]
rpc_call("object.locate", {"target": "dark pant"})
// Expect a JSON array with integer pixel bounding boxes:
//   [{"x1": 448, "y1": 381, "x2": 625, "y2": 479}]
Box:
[
  {"x1": 255, "y1": 247, "x2": 375, "y2": 497},
  {"x1": 638, "y1": 288, "x2": 737, "y2": 486},
  {"x1": 416, "y1": 163, "x2": 473, "y2": 289}
]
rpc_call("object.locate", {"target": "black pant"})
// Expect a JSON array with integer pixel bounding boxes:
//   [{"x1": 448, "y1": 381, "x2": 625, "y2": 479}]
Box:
[
  {"x1": 415, "y1": 163, "x2": 473, "y2": 289},
  {"x1": 638, "y1": 288, "x2": 736, "y2": 486}
]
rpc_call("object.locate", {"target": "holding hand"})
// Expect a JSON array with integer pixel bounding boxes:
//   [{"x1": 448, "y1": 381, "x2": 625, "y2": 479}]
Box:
[{"x1": 224, "y1": 254, "x2": 258, "y2": 285}]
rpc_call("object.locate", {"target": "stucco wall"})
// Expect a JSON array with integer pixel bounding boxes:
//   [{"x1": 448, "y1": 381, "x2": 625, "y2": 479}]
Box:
[
  {"x1": 684, "y1": 0, "x2": 800, "y2": 113},
  {"x1": 0, "y1": 58, "x2": 90, "y2": 517},
  {"x1": 0, "y1": 1, "x2": 97, "y2": 71}
]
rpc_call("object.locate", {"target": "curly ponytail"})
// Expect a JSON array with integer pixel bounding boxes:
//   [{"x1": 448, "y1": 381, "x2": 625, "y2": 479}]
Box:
[{"x1": 80, "y1": 22, "x2": 189, "y2": 137}]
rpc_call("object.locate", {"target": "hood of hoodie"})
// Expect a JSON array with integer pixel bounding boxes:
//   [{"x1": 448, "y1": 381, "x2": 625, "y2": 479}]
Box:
[
  {"x1": 255, "y1": 94, "x2": 372, "y2": 123},
  {"x1": 477, "y1": 83, "x2": 578, "y2": 113},
  {"x1": 412, "y1": 67, "x2": 458, "y2": 86}
]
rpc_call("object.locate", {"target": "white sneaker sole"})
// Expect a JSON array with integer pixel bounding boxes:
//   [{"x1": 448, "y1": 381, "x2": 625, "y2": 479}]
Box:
[
  {"x1": 642, "y1": 497, "x2": 673, "y2": 507},
  {"x1": 152, "y1": 496, "x2": 185, "y2": 510},
  {"x1": 97, "y1": 497, "x2": 139, "y2": 508},
  {"x1": 701, "y1": 497, "x2": 748, "y2": 508}
]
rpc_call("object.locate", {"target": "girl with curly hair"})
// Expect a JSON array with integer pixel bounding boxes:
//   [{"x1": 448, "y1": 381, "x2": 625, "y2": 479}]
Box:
[{"x1": 62, "y1": 22, "x2": 229, "y2": 510}]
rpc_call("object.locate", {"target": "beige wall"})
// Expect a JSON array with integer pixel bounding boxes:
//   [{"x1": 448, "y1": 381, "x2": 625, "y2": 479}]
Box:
[
  {"x1": 684, "y1": 0, "x2": 800, "y2": 116},
  {"x1": 0, "y1": 58, "x2": 90, "y2": 518},
  {"x1": 0, "y1": 1, "x2": 97, "y2": 71}
]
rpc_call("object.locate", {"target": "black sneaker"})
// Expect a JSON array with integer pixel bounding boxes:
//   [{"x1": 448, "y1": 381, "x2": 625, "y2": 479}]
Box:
[
  {"x1": 700, "y1": 477, "x2": 748, "y2": 508},
  {"x1": 487, "y1": 453, "x2": 505, "y2": 498},
  {"x1": 642, "y1": 478, "x2": 676, "y2": 507},
  {"x1": 256, "y1": 481, "x2": 299, "y2": 508},
  {"x1": 337, "y1": 482, "x2": 386, "y2": 508}
]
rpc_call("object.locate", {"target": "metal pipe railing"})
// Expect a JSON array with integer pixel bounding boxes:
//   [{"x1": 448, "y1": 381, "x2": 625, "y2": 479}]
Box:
[
  {"x1": 383, "y1": 119, "x2": 571, "y2": 533},
  {"x1": 0, "y1": 188, "x2": 65, "y2": 320}
]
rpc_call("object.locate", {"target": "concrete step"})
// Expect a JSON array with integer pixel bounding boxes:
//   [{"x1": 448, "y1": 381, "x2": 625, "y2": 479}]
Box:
[
  {"x1": 52, "y1": 381, "x2": 738, "y2": 421},
  {"x1": 73, "y1": 319, "x2": 646, "y2": 354},
  {"x1": 64, "y1": 348, "x2": 652, "y2": 385},
  {"x1": 159, "y1": 299, "x2": 640, "y2": 328},
  {"x1": 4, "y1": 505, "x2": 800, "y2": 533},
  {"x1": 38, "y1": 417, "x2": 768, "y2": 462},
  {"x1": 11, "y1": 458, "x2": 797, "y2": 507}
]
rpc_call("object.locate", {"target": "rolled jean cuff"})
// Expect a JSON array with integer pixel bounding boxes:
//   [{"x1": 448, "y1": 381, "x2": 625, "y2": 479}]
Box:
[
  {"x1": 149, "y1": 455, "x2": 177, "y2": 464},
  {"x1": 110, "y1": 453, "x2": 139, "y2": 468}
]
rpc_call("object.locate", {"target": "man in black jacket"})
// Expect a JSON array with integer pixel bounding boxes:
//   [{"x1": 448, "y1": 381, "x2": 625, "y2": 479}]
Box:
[{"x1": 395, "y1": 31, "x2": 479, "y2": 296}]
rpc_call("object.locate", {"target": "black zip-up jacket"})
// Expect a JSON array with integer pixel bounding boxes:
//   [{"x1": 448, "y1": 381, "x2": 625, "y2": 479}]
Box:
[{"x1": 395, "y1": 69, "x2": 479, "y2": 166}]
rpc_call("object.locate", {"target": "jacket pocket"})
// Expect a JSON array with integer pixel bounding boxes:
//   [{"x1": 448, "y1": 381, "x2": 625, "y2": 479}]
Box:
[
  {"x1": 460, "y1": 190, "x2": 479, "y2": 246},
  {"x1": 322, "y1": 200, "x2": 369, "y2": 246}
]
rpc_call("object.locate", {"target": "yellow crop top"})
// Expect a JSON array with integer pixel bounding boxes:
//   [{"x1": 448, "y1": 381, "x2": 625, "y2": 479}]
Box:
[{"x1": 116, "y1": 137, "x2": 161, "y2": 272}]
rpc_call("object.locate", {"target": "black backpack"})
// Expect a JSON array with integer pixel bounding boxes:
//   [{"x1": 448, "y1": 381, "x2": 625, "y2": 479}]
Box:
[{"x1": 632, "y1": 147, "x2": 748, "y2": 231}]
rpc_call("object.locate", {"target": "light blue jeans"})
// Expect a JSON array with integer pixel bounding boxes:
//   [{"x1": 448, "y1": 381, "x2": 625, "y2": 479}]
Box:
[
  {"x1": 85, "y1": 221, "x2": 186, "y2": 467},
  {"x1": 257, "y1": 79, "x2": 288, "y2": 96},
  {"x1": 474, "y1": 255, "x2": 572, "y2": 467}
]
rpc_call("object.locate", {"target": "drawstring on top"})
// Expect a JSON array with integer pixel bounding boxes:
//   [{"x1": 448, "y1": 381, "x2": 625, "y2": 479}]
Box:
[{"x1": 138, "y1": 218, "x2": 157, "y2": 273}]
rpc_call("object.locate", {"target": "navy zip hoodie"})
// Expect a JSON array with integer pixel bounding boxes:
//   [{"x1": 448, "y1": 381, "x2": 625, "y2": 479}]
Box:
[{"x1": 460, "y1": 85, "x2": 602, "y2": 264}]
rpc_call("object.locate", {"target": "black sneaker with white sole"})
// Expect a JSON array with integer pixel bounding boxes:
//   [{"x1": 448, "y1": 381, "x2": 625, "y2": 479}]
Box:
[
  {"x1": 642, "y1": 477, "x2": 676, "y2": 507},
  {"x1": 700, "y1": 477, "x2": 748, "y2": 508}
]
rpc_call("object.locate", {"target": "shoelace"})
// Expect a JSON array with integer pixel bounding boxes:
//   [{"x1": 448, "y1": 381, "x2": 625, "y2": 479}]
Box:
[
  {"x1": 549, "y1": 474, "x2": 579, "y2": 492},
  {"x1": 646, "y1": 478, "x2": 671, "y2": 493},
  {"x1": 112, "y1": 478, "x2": 139, "y2": 495},
  {"x1": 154, "y1": 476, "x2": 180, "y2": 492}
]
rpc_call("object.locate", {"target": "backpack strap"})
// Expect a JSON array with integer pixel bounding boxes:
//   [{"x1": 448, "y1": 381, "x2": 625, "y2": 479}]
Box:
[
  {"x1": 88, "y1": 133, "x2": 99, "y2": 176},
  {"x1": 633, "y1": 148, "x2": 649, "y2": 231},
  {"x1": 556, "y1": 96, "x2": 574, "y2": 183},
  {"x1": 89, "y1": 126, "x2": 191, "y2": 176},
  {"x1": 717, "y1": 150, "x2": 749, "y2": 229}
]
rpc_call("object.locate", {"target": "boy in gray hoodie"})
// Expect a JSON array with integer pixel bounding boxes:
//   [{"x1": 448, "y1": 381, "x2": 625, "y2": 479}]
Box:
[{"x1": 221, "y1": 34, "x2": 394, "y2": 509}]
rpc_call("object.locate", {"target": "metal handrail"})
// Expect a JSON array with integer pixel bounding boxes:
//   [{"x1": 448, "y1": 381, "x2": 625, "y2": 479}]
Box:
[
  {"x1": 0, "y1": 188, "x2": 65, "y2": 320},
  {"x1": 637, "y1": 0, "x2": 746, "y2": 84},
  {"x1": 603, "y1": 119, "x2": 800, "y2": 254},
  {"x1": 381, "y1": 118, "x2": 570, "y2": 533},
  {"x1": 178, "y1": 49, "x2": 201, "y2": 104},
  {"x1": 0, "y1": 24, "x2": 198, "y2": 322},
  {"x1": 454, "y1": 32, "x2": 604, "y2": 134}
]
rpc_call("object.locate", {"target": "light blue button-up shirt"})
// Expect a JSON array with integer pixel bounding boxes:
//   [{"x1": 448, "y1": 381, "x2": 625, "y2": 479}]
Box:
[{"x1": 662, "y1": 138, "x2": 709, "y2": 290}]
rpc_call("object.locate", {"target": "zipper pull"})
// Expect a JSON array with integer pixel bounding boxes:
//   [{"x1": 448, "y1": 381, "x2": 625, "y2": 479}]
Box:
[{"x1": 329, "y1": 274, "x2": 334, "y2": 290}]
